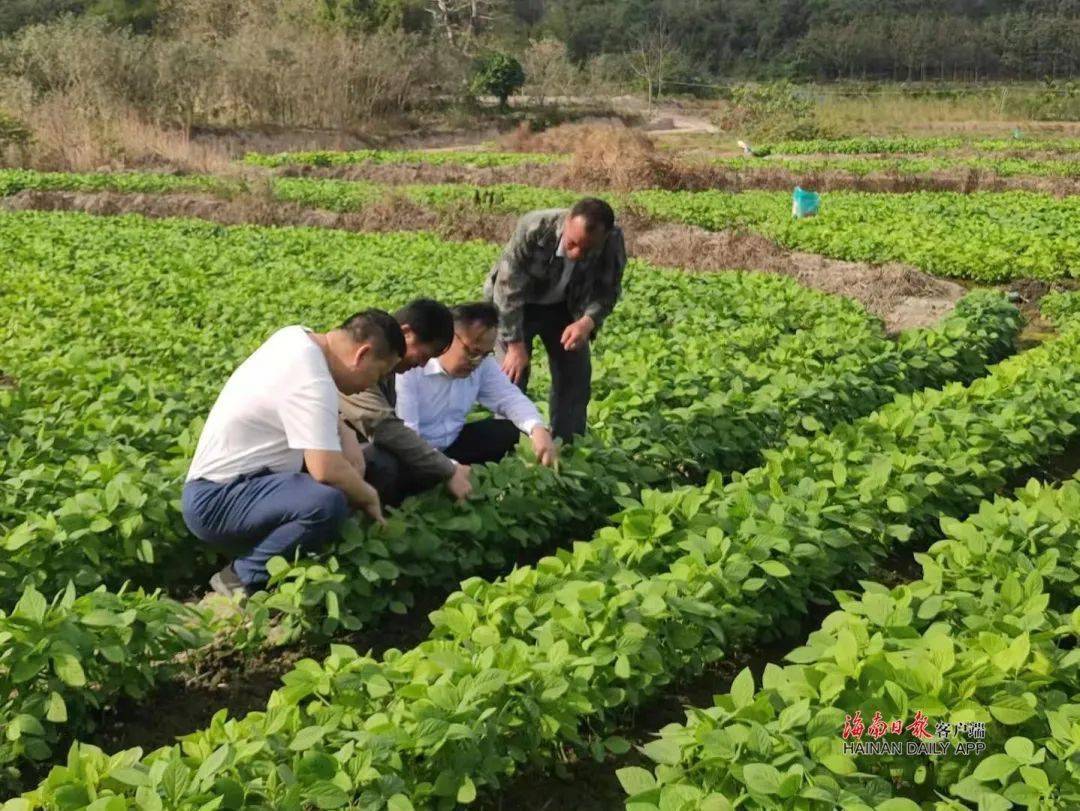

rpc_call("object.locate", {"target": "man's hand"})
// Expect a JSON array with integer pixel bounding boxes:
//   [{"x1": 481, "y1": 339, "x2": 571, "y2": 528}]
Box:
[
  {"x1": 530, "y1": 426, "x2": 558, "y2": 467},
  {"x1": 560, "y1": 316, "x2": 594, "y2": 352},
  {"x1": 356, "y1": 480, "x2": 386, "y2": 525},
  {"x1": 500, "y1": 341, "x2": 530, "y2": 385},
  {"x1": 446, "y1": 463, "x2": 473, "y2": 501}
]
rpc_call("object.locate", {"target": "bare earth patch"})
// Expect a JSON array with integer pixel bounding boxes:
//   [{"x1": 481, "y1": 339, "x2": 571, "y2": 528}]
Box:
[
  {"x1": 623, "y1": 219, "x2": 966, "y2": 331},
  {"x1": 6, "y1": 188, "x2": 966, "y2": 331}
]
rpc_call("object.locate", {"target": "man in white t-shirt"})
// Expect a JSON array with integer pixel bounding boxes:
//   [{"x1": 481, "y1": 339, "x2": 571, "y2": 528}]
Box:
[
  {"x1": 182, "y1": 309, "x2": 405, "y2": 598},
  {"x1": 395, "y1": 302, "x2": 557, "y2": 468}
]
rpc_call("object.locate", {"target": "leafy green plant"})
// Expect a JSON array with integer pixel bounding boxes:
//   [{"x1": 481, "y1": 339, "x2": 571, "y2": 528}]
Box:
[
  {"x1": 626, "y1": 477, "x2": 1080, "y2": 809},
  {"x1": 0, "y1": 583, "x2": 213, "y2": 788},
  {"x1": 762, "y1": 136, "x2": 1080, "y2": 156},
  {"x1": 711, "y1": 154, "x2": 1080, "y2": 180},
  {"x1": 242, "y1": 149, "x2": 562, "y2": 169},
  {"x1": 16, "y1": 296, "x2": 1076, "y2": 810},
  {"x1": 0, "y1": 205, "x2": 1024, "y2": 795}
]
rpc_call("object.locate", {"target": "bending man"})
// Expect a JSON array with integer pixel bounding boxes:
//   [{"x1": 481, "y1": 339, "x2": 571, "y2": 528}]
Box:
[
  {"x1": 182, "y1": 311, "x2": 404, "y2": 598},
  {"x1": 339, "y1": 299, "x2": 474, "y2": 506},
  {"x1": 486, "y1": 197, "x2": 626, "y2": 441},
  {"x1": 396, "y1": 302, "x2": 557, "y2": 467}
]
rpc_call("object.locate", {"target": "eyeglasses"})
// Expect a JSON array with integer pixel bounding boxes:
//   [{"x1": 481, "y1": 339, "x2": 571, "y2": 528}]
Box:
[{"x1": 455, "y1": 332, "x2": 493, "y2": 362}]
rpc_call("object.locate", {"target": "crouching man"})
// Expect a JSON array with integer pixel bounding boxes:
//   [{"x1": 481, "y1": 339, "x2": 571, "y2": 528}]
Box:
[
  {"x1": 182, "y1": 310, "x2": 404, "y2": 598},
  {"x1": 396, "y1": 302, "x2": 558, "y2": 467},
  {"x1": 339, "y1": 299, "x2": 474, "y2": 507}
]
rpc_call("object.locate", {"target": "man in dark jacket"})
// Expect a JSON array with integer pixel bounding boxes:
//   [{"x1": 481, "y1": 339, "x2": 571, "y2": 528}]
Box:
[
  {"x1": 485, "y1": 197, "x2": 626, "y2": 441},
  {"x1": 339, "y1": 299, "x2": 473, "y2": 506}
]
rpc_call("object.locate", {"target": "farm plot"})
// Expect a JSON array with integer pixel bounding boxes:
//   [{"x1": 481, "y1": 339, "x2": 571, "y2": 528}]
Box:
[
  {"x1": 758, "y1": 136, "x2": 1080, "y2": 156},
  {"x1": 14, "y1": 285, "x2": 1080, "y2": 809},
  {"x1": 5, "y1": 169, "x2": 1080, "y2": 283},
  {"x1": 710, "y1": 155, "x2": 1080, "y2": 179},
  {"x1": 243, "y1": 150, "x2": 562, "y2": 169},
  {"x1": 0, "y1": 209, "x2": 1021, "y2": 789}
]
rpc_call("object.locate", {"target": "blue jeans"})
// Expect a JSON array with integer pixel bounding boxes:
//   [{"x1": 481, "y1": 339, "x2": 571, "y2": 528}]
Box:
[{"x1": 181, "y1": 469, "x2": 348, "y2": 588}]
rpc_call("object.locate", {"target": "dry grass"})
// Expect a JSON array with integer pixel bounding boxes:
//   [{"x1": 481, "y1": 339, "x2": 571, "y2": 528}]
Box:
[{"x1": 19, "y1": 96, "x2": 234, "y2": 174}]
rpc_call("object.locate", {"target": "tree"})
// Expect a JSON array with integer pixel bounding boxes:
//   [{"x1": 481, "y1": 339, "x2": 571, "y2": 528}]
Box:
[
  {"x1": 627, "y1": 25, "x2": 677, "y2": 107},
  {"x1": 425, "y1": 0, "x2": 497, "y2": 53},
  {"x1": 470, "y1": 51, "x2": 525, "y2": 109},
  {"x1": 521, "y1": 38, "x2": 576, "y2": 106}
]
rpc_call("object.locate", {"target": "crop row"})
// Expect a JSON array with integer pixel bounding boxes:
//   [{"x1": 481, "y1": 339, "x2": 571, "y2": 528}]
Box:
[
  {"x1": 0, "y1": 210, "x2": 1019, "y2": 786},
  {"x1": 711, "y1": 154, "x2": 1080, "y2": 179},
  {"x1": 626, "y1": 477, "x2": 1080, "y2": 809},
  {"x1": 16, "y1": 296, "x2": 1079, "y2": 809},
  {"x1": 242, "y1": 149, "x2": 560, "y2": 169},
  {"x1": 2, "y1": 169, "x2": 1078, "y2": 282},
  {"x1": 759, "y1": 136, "x2": 1080, "y2": 156},
  {"x1": 261, "y1": 290, "x2": 1020, "y2": 644}
]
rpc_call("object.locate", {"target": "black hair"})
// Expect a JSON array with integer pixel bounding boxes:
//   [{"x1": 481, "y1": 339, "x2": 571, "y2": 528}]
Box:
[
  {"x1": 570, "y1": 197, "x2": 616, "y2": 234},
  {"x1": 451, "y1": 301, "x2": 500, "y2": 331},
  {"x1": 339, "y1": 309, "x2": 406, "y2": 359},
  {"x1": 394, "y1": 298, "x2": 454, "y2": 351}
]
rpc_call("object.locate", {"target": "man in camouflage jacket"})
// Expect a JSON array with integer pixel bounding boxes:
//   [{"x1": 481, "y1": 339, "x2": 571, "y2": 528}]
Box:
[{"x1": 484, "y1": 198, "x2": 626, "y2": 441}]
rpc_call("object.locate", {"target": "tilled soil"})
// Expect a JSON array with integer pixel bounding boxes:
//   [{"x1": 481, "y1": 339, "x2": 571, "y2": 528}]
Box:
[{"x1": 5, "y1": 189, "x2": 971, "y2": 332}]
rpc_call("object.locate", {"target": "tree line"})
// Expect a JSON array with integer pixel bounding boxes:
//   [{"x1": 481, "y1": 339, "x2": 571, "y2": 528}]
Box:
[{"x1": 2, "y1": 0, "x2": 1078, "y2": 81}]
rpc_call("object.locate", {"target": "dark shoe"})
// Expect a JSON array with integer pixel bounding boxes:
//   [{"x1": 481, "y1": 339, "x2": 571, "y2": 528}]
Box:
[{"x1": 209, "y1": 565, "x2": 249, "y2": 600}]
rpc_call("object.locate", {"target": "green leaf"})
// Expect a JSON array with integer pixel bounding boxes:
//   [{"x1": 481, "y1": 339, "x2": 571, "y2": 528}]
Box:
[
  {"x1": 990, "y1": 696, "x2": 1036, "y2": 725},
  {"x1": 886, "y1": 495, "x2": 908, "y2": 513},
  {"x1": 135, "y1": 787, "x2": 163, "y2": 811},
  {"x1": 366, "y1": 674, "x2": 392, "y2": 698},
  {"x1": 13, "y1": 587, "x2": 47, "y2": 623},
  {"x1": 109, "y1": 767, "x2": 149, "y2": 787},
  {"x1": 1019, "y1": 766, "x2": 1049, "y2": 793},
  {"x1": 387, "y1": 795, "x2": 415, "y2": 811},
  {"x1": 289, "y1": 726, "x2": 326, "y2": 751},
  {"x1": 52, "y1": 653, "x2": 86, "y2": 687},
  {"x1": 742, "y1": 763, "x2": 781, "y2": 795},
  {"x1": 457, "y1": 776, "x2": 477, "y2": 804},
  {"x1": 1004, "y1": 737, "x2": 1034, "y2": 764},
  {"x1": 877, "y1": 801, "x2": 921, "y2": 811},
  {"x1": 306, "y1": 782, "x2": 348, "y2": 809},
  {"x1": 617, "y1": 767, "x2": 657, "y2": 796},
  {"x1": 730, "y1": 667, "x2": 755, "y2": 709},
  {"x1": 973, "y1": 754, "x2": 1020, "y2": 782},
  {"x1": 297, "y1": 752, "x2": 338, "y2": 783},
  {"x1": 605, "y1": 736, "x2": 632, "y2": 754},
  {"x1": 759, "y1": 560, "x2": 791, "y2": 578},
  {"x1": 46, "y1": 691, "x2": 67, "y2": 723},
  {"x1": 642, "y1": 738, "x2": 682, "y2": 766}
]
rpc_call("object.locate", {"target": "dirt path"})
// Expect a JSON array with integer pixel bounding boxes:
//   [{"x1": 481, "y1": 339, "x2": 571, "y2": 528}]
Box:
[{"x1": 4, "y1": 188, "x2": 974, "y2": 331}]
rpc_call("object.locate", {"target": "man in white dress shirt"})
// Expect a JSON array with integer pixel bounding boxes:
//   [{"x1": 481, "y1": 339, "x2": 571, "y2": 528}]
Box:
[{"x1": 396, "y1": 302, "x2": 558, "y2": 467}]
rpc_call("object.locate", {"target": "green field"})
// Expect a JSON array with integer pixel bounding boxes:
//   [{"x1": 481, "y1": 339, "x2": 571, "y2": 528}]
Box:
[{"x1": 2, "y1": 129, "x2": 1080, "y2": 809}]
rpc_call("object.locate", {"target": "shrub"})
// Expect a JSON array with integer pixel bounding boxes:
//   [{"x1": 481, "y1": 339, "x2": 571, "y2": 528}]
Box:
[
  {"x1": 470, "y1": 51, "x2": 525, "y2": 110},
  {"x1": 716, "y1": 80, "x2": 824, "y2": 141}
]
